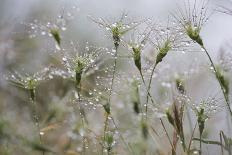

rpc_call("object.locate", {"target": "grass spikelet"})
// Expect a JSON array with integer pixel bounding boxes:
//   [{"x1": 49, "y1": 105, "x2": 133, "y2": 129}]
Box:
[
  {"x1": 4, "y1": 2, "x2": 232, "y2": 154},
  {"x1": 172, "y1": 0, "x2": 211, "y2": 47},
  {"x1": 90, "y1": 13, "x2": 143, "y2": 49},
  {"x1": 146, "y1": 24, "x2": 185, "y2": 113},
  {"x1": 50, "y1": 28, "x2": 61, "y2": 46},
  {"x1": 166, "y1": 109, "x2": 175, "y2": 127},
  {"x1": 196, "y1": 107, "x2": 208, "y2": 155},
  {"x1": 105, "y1": 132, "x2": 114, "y2": 154},
  {"x1": 155, "y1": 39, "x2": 172, "y2": 65},
  {"x1": 128, "y1": 27, "x2": 152, "y2": 72},
  {"x1": 103, "y1": 102, "x2": 111, "y2": 115},
  {"x1": 215, "y1": 67, "x2": 229, "y2": 98},
  {"x1": 173, "y1": 0, "x2": 232, "y2": 117},
  {"x1": 166, "y1": 102, "x2": 186, "y2": 151},
  {"x1": 130, "y1": 79, "x2": 141, "y2": 114},
  {"x1": 197, "y1": 108, "x2": 207, "y2": 137},
  {"x1": 175, "y1": 78, "x2": 185, "y2": 95},
  {"x1": 132, "y1": 46, "x2": 142, "y2": 72},
  {"x1": 141, "y1": 121, "x2": 148, "y2": 139}
]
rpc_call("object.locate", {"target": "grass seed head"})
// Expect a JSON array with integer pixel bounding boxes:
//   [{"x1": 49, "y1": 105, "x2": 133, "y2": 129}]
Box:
[
  {"x1": 186, "y1": 24, "x2": 203, "y2": 46},
  {"x1": 112, "y1": 24, "x2": 122, "y2": 48},
  {"x1": 90, "y1": 14, "x2": 144, "y2": 49},
  {"x1": 74, "y1": 58, "x2": 86, "y2": 86},
  {"x1": 173, "y1": 0, "x2": 211, "y2": 47},
  {"x1": 197, "y1": 107, "x2": 208, "y2": 136},
  {"x1": 103, "y1": 102, "x2": 111, "y2": 114},
  {"x1": 216, "y1": 67, "x2": 229, "y2": 97},
  {"x1": 130, "y1": 79, "x2": 141, "y2": 114},
  {"x1": 166, "y1": 109, "x2": 175, "y2": 127},
  {"x1": 141, "y1": 121, "x2": 148, "y2": 139},
  {"x1": 156, "y1": 40, "x2": 171, "y2": 65},
  {"x1": 175, "y1": 78, "x2": 185, "y2": 94},
  {"x1": 105, "y1": 132, "x2": 114, "y2": 152},
  {"x1": 132, "y1": 47, "x2": 142, "y2": 71},
  {"x1": 50, "y1": 28, "x2": 61, "y2": 46}
]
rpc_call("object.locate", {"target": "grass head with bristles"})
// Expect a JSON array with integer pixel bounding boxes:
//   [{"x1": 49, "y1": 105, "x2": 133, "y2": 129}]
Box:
[{"x1": 172, "y1": 0, "x2": 213, "y2": 47}]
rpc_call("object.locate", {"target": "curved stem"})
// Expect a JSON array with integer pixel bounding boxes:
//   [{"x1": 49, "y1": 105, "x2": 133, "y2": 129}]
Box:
[{"x1": 202, "y1": 46, "x2": 232, "y2": 118}]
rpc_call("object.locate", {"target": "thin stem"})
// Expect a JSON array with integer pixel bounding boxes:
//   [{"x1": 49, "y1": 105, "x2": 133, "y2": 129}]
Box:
[
  {"x1": 160, "y1": 118, "x2": 176, "y2": 155},
  {"x1": 102, "y1": 113, "x2": 109, "y2": 154},
  {"x1": 138, "y1": 70, "x2": 156, "y2": 120},
  {"x1": 30, "y1": 89, "x2": 45, "y2": 155},
  {"x1": 111, "y1": 117, "x2": 133, "y2": 153},
  {"x1": 102, "y1": 45, "x2": 119, "y2": 155},
  {"x1": 108, "y1": 45, "x2": 119, "y2": 104},
  {"x1": 219, "y1": 132, "x2": 224, "y2": 155},
  {"x1": 180, "y1": 132, "x2": 187, "y2": 152},
  {"x1": 202, "y1": 46, "x2": 232, "y2": 118},
  {"x1": 199, "y1": 133, "x2": 202, "y2": 155},
  {"x1": 146, "y1": 63, "x2": 157, "y2": 116},
  {"x1": 186, "y1": 107, "x2": 193, "y2": 135},
  {"x1": 76, "y1": 82, "x2": 87, "y2": 155},
  {"x1": 187, "y1": 122, "x2": 198, "y2": 153}
]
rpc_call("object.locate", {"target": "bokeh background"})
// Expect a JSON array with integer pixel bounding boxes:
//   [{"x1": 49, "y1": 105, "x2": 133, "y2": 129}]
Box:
[{"x1": 1, "y1": 0, "x2": 232, "y2": 155}]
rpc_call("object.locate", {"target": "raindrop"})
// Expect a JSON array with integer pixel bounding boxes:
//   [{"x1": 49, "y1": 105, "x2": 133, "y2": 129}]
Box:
[
  {"x1": 40, "y1": 131, "x2": 44, "y2": 136},
  {"x1": 55, "y1": 44, "x2": 61, "y2": 51},
  {"x1": 41, "y1": 31, "x2": 46, "y2": 35}
]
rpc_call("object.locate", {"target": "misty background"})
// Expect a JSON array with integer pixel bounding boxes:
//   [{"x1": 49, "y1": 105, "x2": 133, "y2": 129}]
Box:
[{"x1": 1, "y1": 0, "x2": 232, "y2": 154}]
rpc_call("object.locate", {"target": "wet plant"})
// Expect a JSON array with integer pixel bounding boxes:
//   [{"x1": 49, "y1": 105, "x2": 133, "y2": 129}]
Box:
[
  {"x1": 196, "y1": 107, "x2": 208, "y2": 155},
  {"x1": 6, "y1": 68, "x2": 52, "y2": 155},
  {"x1": 52, "y1": 42, "x2": 105, "y2": 154},
  {"x1": 166, "y1": 101, "x2": 187, "y2": 152},
  {"x1": 173, "y1": 0, "x2": 232, "y2": 117},
  {"x1": 145, "y1": 24, "x2": 185, "y2": 122},
  {"x1": 126, "y1": 27, "x2": 157, "y2": 120},
  {"x1": 2, "y1": 0, "x2": 232, "y2": 154},
  {"x1": 91, "y1": 14, "x2": 142, "y2": 154},
  {"x1": 130, "y1": 79, "x2": 141, "y2": 114}
]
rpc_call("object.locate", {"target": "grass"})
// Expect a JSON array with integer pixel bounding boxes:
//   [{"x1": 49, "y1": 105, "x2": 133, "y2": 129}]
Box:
[{"x1": 1, "y1": 0, "x2": 232, "y2": 155}]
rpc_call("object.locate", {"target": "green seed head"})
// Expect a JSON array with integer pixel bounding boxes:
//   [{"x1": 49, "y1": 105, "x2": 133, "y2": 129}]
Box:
[
  {"x1": 105, "y1": 132, "x2": 114, "y2": 152},
  {"x1": 74, "y1": 57, "x2": 86, "y2": 86},
  {"x1": 112, "y1": 24, "x2": 122, "y2": 48},
  {"x1": 50, "y1": 28, "x2": 61, "y2": 45},
  {"x1": 156, "y1": 40, "x2": 171, "y2": 65},
  {"x1": 141, "y1": 121, "x2": 148, "y2": 139},
  {"x1": 166, "y1": 109, "x2": 175, "y2": 127},
  {"x1": 216, "y1": 67, "x2": 229, "y2": 97},
  {"x1": 25, "y1": 77, "x2": 37, "y2": 90},
  {"x1": 186, "y1": 24, "x2": 203, "y2": 46},
  {"x1": 197, "y1": 107, "x2": 208, "y2": 136},
  {"x1": 103, "y1": 102, "x2": 111, "y2": 114},
  {"x1": 175, "y1": 78, "x2": 185, "y2": 94},
  {"x1": 132, "y1": 47, "x2": 141, "y2": 71},
  {"x1": 130, "y1": 80, "x2": 141, "y2": 114}
]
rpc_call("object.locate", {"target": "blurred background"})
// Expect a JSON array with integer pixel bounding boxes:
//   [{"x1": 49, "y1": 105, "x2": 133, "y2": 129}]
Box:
[{"x1": 1, "y1": 0, "x2": 232, "y2": 154}]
